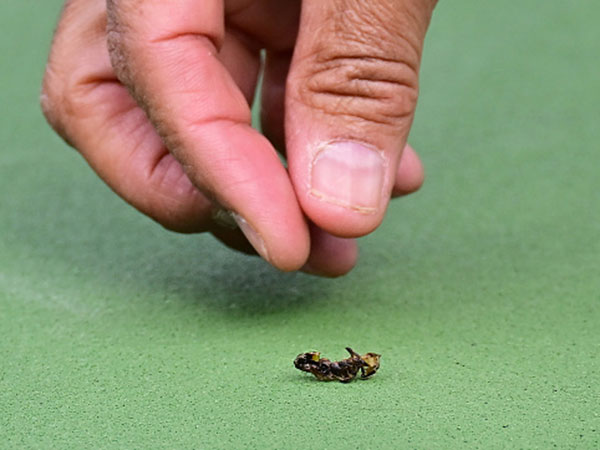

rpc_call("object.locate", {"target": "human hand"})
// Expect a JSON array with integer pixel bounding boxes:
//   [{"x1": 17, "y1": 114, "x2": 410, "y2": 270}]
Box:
[{"x1": 41, "y1": 0, "x2": 436, "y2": 276}]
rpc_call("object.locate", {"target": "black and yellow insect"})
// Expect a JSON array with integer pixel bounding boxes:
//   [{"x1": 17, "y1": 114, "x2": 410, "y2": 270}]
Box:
[{"x1": 294, "y1": 347, "x2": 381, "y2": 383}]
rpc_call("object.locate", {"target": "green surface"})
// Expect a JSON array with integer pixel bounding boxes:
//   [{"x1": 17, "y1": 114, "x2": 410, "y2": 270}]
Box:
[{"x1": 1, "y1": 1, "x2": 599, "y2": 448}]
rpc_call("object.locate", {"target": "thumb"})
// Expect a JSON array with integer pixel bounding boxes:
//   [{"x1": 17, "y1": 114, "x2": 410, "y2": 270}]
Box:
[{"x1": 286, "y1": 0, "x2": 436, "y2": 237}]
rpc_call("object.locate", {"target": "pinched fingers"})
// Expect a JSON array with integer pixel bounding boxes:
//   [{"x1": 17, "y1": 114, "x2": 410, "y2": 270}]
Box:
[
  {"x1": 285, "y1": 0, "x2": 436, "y2": 237},
  {"x1": 40, "y1": 0, "x2": 350, "y2": 276},
  {"x1": 41, "y1": 0, "x2": 430, "y2": 277},
  {"x1": 105, "y1": 0, "x2": 309, "y2": 271},
  {"x1": 42, "y1": 0, "x2": 311, "y2": 271}
]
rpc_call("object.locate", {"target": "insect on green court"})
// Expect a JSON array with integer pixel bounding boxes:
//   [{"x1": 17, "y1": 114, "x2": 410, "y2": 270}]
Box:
[{"x1": 294, "y1": 347, "x2": 381, "y2": 383}]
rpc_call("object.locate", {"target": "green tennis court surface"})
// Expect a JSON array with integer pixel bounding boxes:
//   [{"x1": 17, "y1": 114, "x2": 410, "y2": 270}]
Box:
[{"x1": 1, "y1": 1, "x2": 599, "y2": 448}]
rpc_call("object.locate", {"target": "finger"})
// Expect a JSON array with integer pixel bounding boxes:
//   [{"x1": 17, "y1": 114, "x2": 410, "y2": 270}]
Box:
[
  {"x1": 392, "y1": 144, "x2": 425, "y2": 197},
  {"x1": 259, "y1": 50, "x2": 425, "y2": 197},
  {"x1": 212, "y1": 220, "x2": 358, "y2": 278},
  {"x1": 259, "y1": 53, "x2": 426, "y2": 200},
  {"x1": 41, "y1": 0, "x2": 213, "y2": 233},
  {"x1": 301, "y1": 223, "x2": 358, "y2": 277},
  {"x1": 106, "y1": 0, "x2": 310, "y2": 271},
  {"x1": 261, "y1": 54, "x2": 426, "y2": 196},
  {"x1": 286, "y1": 0, "x2": 436, "y2": 237}
]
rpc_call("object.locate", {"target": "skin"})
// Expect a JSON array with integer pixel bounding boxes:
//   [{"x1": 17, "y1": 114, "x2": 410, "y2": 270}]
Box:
[{"x1": 41, "y1": 0, "x2": 437, "y2": 277}]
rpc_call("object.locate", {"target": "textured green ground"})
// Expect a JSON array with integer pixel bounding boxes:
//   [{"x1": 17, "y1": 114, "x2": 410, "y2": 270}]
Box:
[{"x1": 1, "y1": 1, "x2": 599, "y2": 448}]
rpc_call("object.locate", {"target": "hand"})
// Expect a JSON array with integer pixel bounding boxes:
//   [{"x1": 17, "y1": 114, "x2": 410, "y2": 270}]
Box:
[{"x1": 41, "y1": 0, "x2": 436, "y2": 276}]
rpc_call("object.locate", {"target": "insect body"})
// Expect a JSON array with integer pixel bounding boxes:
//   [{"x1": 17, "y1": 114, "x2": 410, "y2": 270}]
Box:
[{"x1": 294, "y1": 347, "x2": 381, "y2": 383}]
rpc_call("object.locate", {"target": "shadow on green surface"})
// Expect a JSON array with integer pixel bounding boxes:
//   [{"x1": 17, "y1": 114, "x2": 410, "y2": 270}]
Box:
[{"x1": 3, "y1": 167, "x2": 341, "y2": 318}]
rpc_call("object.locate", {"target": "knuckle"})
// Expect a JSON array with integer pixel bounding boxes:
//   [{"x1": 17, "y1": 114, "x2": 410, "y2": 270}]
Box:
[
  {"x1": 297, "y1": 53, "x2": 419, "y2": 126},
  {"x1": 291, "y1": 3, "x2": 424, "y2": 128},
  {"x1": 40, "y1": 66, "x2": 68, "y2": 139},
  {"x1": 40, "y1": 63, "x2": 97, "y2": 149},
  {"x1": 40, "y1": 0, "x2": 107, "y2": 145}
]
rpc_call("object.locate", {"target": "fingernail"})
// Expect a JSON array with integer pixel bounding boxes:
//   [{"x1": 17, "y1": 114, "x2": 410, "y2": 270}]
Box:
[
  {"x1": 211, "y1": 207, "x2": 238, "y2": 229},
  {"x1": 310, "y1": 141, "x2": 386, "y2": 213},
  {"x1": 231, "y1": 213, "x2": 270, "y2": 262}
]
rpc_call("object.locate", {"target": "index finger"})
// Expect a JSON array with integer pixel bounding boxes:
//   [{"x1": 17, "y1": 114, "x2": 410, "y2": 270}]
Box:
[{"x1": 106, "y1": 0, "x2": 309, "y2": 271}]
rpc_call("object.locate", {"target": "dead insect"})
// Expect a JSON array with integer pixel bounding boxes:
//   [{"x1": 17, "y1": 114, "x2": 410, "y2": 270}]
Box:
[{"x1": 294, "y1": 347, "x2": 381, "y2": 383}]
